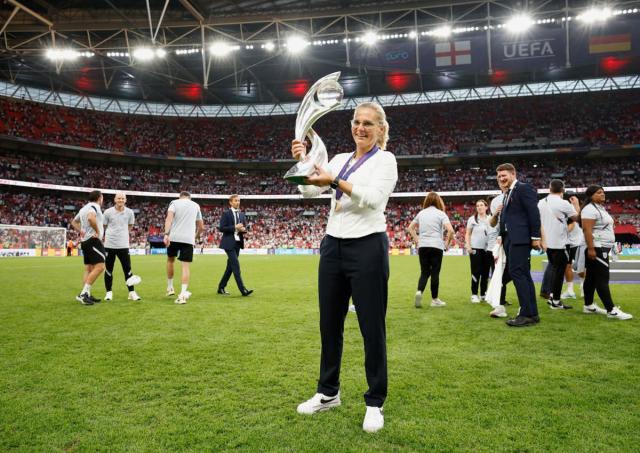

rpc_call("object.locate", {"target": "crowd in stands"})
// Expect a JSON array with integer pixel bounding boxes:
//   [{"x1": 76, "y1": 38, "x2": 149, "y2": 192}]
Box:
[
  {"x1": 2, "y1": 152, "x2": 638, "y2": 194},
  {"x1": 1, "y1": 191, "x2": 638, "y2": 250},
  {"x1": 1, "y1": 90, "x2": 639, "y2": 159}
]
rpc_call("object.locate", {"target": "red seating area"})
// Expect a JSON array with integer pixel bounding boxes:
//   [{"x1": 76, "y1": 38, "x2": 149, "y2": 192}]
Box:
[
  {"x1": 1, "y1": 89, "x2": 639, "y2": 159},
  {"x1": 1, "y1": 191, "x2": 637, "y2": 249}
]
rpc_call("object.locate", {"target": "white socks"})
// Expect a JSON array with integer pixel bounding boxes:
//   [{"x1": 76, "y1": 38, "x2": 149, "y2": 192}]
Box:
[
  {"x1": 81, "y1": 283, "x2": 91, "y2": 295},
  {"x1": 181, "y1": 284, "x2": 188, "y2": 294},
  {"x1": 167, "y1": 278, "x2": 174, "y2": 290},
  {"x1": 567, "y1": 282, "x2": 574, "y2": 291}
]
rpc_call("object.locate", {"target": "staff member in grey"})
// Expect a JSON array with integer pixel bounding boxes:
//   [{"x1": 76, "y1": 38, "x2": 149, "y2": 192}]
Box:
[
  {"x1": 164, "y1": 191, "x2": 204, "y2": 305},
  {"x1": 103, "y1": 191, "x2": 140, "y2": 301},
  {"x1": 538, "y1": 180, "x2": 580, "y2": 310},
  {"x1": 292, "y1": 102, "x2": 397, "y2": 433},
  {"x1": 581, "y1": 185, "x2": 632, "y2": 320},
  {"x1": 71, "y1": 190, "x2": 105, "y2": 306},
  {"x1": 408, "y1": 192, "x2": 454, "y2": 308},
  {"x1": 465, "y1": 199, "x2": 491, "y2": 303}
]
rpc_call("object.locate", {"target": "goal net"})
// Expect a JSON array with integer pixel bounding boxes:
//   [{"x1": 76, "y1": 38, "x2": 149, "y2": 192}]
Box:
[{"x1": 0, "y1": 224, "x2": 67, "y2": 257}]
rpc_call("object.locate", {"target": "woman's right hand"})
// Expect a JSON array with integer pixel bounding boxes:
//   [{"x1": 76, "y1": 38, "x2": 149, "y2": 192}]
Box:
[
  {"x1": 587, "y1": 247, "x2": 597, "y2": 260},
  {"x1": 291, "y1": 139, "x2": 307, "y2": 161}
]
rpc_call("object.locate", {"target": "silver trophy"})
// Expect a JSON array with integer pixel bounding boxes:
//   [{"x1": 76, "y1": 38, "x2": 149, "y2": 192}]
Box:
[{"x1": 284, "y1": 71, "x2": 344, "y2": 184}]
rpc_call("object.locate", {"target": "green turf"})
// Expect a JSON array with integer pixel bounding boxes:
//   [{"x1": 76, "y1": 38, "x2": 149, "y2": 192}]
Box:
[{"x1": 0, "y1": 255, "x2": 638, "y2": 452}]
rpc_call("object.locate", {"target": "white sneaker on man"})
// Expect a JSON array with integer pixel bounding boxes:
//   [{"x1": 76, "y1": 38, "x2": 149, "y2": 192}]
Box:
[
  {"x1": 470, "y1": 295, "x2": 481, "y2": 304},
  {"x1": 174, "y1": 294, "x2": 187, "y2": 304},
  {"x1": 362, "y1": 406, "x2": 384, "y2": 433},
  {"x1": 104, "y1": 291, "x2": 113, "y2": 301},
  {"x1": 490, "y1": 305, "x2": 508, "y2": 318},
  {"x1": 607, "y1": 307, "x2": 633, "y2": 320},
  {"x1": 583, "y1": 303, "x2": 607, "y2": 315},
  {"x1": 431, "y1": 298, "x2": 446, "y2": 307},
  {"x1": 128, "y1": 291, "x2": 141, "y2": 301},
  {"x1": 348, "y1": 304, "x2": 356, "y2": 313},
  {"x1": 561, "y1": 291, "x2": 577, "y2": 300},
  {"x1": 414, "y1": 291, "x2": 423, "y2": 308},
  {"x1": 166, "y1": 288, "x2": 175, "y2": 297},
  {"x1": 296, "y1": 392, "x2": 341, "y2": 415}
]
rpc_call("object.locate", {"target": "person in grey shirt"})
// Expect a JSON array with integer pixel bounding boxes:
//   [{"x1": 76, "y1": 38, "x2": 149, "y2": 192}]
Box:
[
  {"x1": 408, "y1": 192, "x2": 454, "y2": 308},
  {"x1": 538, "y1": 180, "x2": 580, "y2": 309},
  {"x1": 71, "y1": 190, "x2": 105, "y2": 305},
  {"x1": 164, "y1": 191, "x2": 204, "y2": 304},
  {"x1": 465, "y1": 199, "x2": 491, "y2": 303},
  {"x1": 103, "y1": 191, "x2": 141, "y2": 302}
]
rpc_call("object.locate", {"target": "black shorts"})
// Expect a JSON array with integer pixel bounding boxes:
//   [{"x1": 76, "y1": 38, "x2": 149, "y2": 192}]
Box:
[
  {"x1": 167, "y1": 241, "x2": 194, "y2": 262},
  {"x1": 568, "y1": 246, "x2": 579, "y2": 263},
  {"x1": 81, "y1": 237, "x2": 106, "y2": 265}
]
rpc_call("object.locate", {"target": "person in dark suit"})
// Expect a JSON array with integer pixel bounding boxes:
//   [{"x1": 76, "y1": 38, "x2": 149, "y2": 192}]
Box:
[
  {"x1": 217, "y1": 194, "x2": 253, "y2": 296},
  {"x1": 494, "y1": 163, "x2": 542, "y2": 327}
]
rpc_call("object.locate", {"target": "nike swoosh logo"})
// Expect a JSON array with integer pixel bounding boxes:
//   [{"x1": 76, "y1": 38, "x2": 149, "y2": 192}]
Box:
[{"x1": 320, "y1": 397, "x2": 337, "y2": 404}]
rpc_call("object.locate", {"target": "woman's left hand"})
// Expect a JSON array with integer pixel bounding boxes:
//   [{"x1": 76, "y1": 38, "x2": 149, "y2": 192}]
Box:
[{"x1": 305, "y1": 164, "x2": 333, "y2": 187}]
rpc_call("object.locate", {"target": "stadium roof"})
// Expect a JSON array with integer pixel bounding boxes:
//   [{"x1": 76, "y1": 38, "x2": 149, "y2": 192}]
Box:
[{"x1": 1, "y1": 0, "x2": 640, "y2": 104}]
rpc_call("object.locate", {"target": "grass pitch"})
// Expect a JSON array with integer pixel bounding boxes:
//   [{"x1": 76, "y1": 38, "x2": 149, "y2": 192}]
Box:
[{"x1": 0, "y1": 255, "x2": 639, "y2": 452}]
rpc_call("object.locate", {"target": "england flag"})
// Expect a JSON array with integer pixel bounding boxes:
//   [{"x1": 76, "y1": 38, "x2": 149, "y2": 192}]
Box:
[{"x1": 435, "y1": 41, "x2": 472, "y2": 67}]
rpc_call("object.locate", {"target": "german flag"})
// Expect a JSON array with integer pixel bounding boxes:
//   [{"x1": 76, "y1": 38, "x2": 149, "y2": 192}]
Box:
[{"x1": 589, "y1": 34, "x2": 631, "y2": 54}]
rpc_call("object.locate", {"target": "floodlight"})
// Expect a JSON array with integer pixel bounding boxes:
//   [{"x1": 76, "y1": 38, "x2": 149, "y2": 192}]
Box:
[
  {"x1": 155, "y1": 48, "x2": 167, "y2": 58},
  {"x1": 263, "y1": 41, "x2": 275, "y2": 51},
  {"x1": 286, "y1": 36, "x2": 309, "y2": 54},
  {"x1": 577, "y1": 7, "x2": 613, "y2": 23},
  {"x1": 505, "y1": 14, "x2": 534, "y2": 33},
  {"x1": 432, "y1": 25, "x2": 452, "y2": 38},
  {"x1": 362, "y1": 31, "x2": 378, "y2": 46},
  {"x1": 408, "y1": 30, "x2": 417, "y2": 39},
  {"x1": 209, "y1": 41, "x2": 234, "y2": 57},
  {"x1": 45, "y1": 48, "x2": 80, "y2": 61},
  {"x1": 133, "y1": 47, "x2": 155, "y2": 61}
]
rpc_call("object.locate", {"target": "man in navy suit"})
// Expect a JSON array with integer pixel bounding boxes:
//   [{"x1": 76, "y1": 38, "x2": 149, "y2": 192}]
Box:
[
  {"x1": 217, "y1": 194, "x2": 253, "y2": 296},
  {"x1": 494, "y1": 163, "x2": 542, "y2": 327}
]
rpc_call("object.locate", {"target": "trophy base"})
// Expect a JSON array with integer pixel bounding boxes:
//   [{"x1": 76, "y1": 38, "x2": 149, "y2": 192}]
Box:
[{"x1": 283, "y1": 174, "x2": 310, "y2": 185}]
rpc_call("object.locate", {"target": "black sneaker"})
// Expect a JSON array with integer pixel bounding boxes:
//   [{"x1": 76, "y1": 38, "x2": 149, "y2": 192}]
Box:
[
  {"x1": 217, "y1": 288, "x2": 230, "y2": 295},
  {"x1": 241, "y1": 289, "x2": 254, "y2": 297},
  {"x1": 75, "y1": 293, "x2": 94, "y2": 305},
  {"x1": 87, "y1": 295, "x2": 101, "y2": 303},
  {"x1": 549, "y1": 301, "x2": 572, "y2": 310}
]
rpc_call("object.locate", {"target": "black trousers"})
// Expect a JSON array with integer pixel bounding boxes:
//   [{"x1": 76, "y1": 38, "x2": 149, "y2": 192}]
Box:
[
  {"x1": 469, "y1": 249, "x2": 492, "y2": 296},
  {"x1": 583, "y1": 247, "x2": 614, "y2": 311},
  {"x1": 105, "y1": 248, "x2": 133, "y2": 292},
  {"x1": 547, "y1": 248, "x2": 569, "y2": 301},
  {"x1": 417, "y1": 247, "x2": 443, "y2": 298},
  {"x1": 317, "y1": 233, "x2": 389, "y2": 408},
  {"x1": 503, "y1": 235, "x2": 538, "y2": 317},
  {"x1": 218, "y1": 244, "x2": 246, "y2": 292}
]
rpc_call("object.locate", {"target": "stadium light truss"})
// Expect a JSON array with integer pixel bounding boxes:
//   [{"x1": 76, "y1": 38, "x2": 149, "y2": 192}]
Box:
[{"x1": 0, "y1": 76, "x2": 639, "y2": 118}]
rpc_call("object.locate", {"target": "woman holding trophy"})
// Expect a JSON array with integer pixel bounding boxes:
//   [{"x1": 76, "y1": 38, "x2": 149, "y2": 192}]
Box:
[{"x1": 290, "y1": 79, "x2": 397, "y2": 433}]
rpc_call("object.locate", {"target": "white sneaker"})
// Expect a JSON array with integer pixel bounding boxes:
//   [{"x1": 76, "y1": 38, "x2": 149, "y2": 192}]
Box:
[
  {"x1": 297, "y1": 392, "x2": 341, "y2": 415},
  {"x1": 128, "y1": 291, "x2": 141, "y2": 301},
  {"x1": 490, "y1": 305, "x2": 507, "y2": 318},
  {"x1": 174, "y1": 294, "x2": 187, "y2": 305},
  {"x1": 362, "y1": 406, "x2": 384, "y2": 433},
  {"x1": 431, "y1": 298, "x2": 446, "y2": 307},
  {"x1": 480, "y1": 295, "x2": 486, "y2": 302},
  {"x1": 126, "y1": 275, "x2": 142, "y2": 286},
  {"x1": 104, "y1": 291, "x2": 113, "y2": 301},
  {"x1": 607, "y1": 307, "x2": 633, "y2": 320},
  {"x1": 583, "y1": 303, "x2": 607, "y2": 315},
  {"x1": 414, "y1": 291, "x2": 423, "y2": 308},
  {"x1": 471, "y1": 295, "x2": 481, "y2": 304},
  {"x1": 561, "y1": 291, "x2": 576, "y2": 300},
  {"x1": 166, "y1": 288, "x2": 175, "y2": 297},
  {"x1": 348, "y1": 304, "x2": 356, "y2": 313}
]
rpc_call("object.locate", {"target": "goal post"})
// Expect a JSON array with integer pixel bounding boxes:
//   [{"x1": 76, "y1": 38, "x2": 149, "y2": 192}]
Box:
[{"x1": 0, "y1": 224, "x2": 67, "y2": 257}]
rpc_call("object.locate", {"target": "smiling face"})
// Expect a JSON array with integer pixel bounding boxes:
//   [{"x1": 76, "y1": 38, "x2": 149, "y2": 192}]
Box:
[
  {"x1": 229, "y1": 196, "x2": 240, "y2": 209},
  {"x1": 497, "y1": 169, "x2": 516, "y2": 190},
  {"x1": 114, "y1": 192, "x2": 126, "y2": 209},
  {"x1": 476, "y1": 200, "x2": 488, "y2": 215},
  {"x1": 351, "y1": 107, "x2": 383, "y2": 153}
]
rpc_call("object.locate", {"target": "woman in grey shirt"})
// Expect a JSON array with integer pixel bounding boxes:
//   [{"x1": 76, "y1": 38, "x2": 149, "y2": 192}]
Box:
[
  {"x1": 465, "y1": 199, "x2": 491, "y2": 303},
  {"x1": 408, "y1": 192, "x2": 454, "y2": 308}
]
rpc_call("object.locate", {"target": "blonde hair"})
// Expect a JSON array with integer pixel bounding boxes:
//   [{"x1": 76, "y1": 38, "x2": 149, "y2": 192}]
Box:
[{"x1": 354, "y1": 102, "x2": 390, "y2": 150}]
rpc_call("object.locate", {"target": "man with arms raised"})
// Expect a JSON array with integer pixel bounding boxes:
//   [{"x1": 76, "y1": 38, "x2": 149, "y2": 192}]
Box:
[
  {"x1": 71, "y1": 190, "x2": 106, "y2": 306},
  {"x1": 164, "y1": 191, "x2": 204, "y2": 304},
  {"x1": 103, "y1": 191, "x2": 141, "y2": 301}
]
